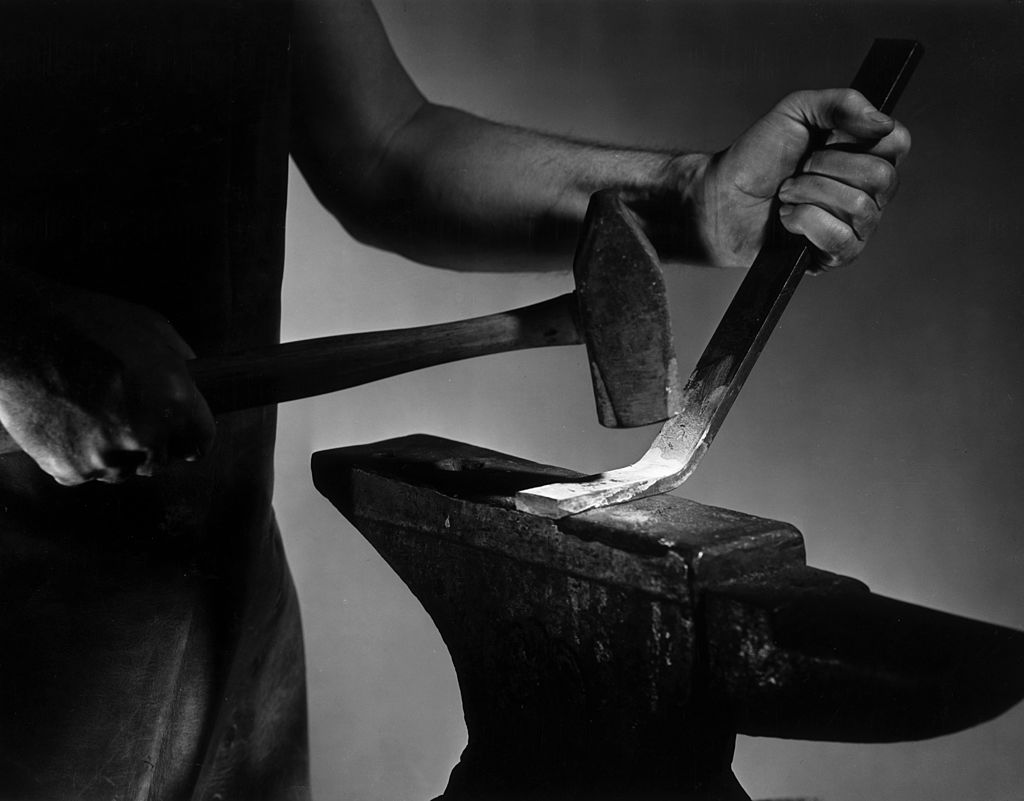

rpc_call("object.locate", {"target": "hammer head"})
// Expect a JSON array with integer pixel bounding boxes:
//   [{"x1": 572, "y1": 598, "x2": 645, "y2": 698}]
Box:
[{"x1": 575, "y1": 190, "x2": 680, "y2": 428}]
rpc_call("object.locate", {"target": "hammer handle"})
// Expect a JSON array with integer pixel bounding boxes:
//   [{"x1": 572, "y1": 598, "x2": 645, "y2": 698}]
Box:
[{"x1": 0, "y1": 292, "x2": 582, "y2": 455}]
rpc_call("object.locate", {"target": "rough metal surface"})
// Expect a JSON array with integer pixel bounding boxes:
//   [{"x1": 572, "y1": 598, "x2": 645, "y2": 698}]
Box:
[
  {"x1": 706, "y1": 567, "x2": 1024, "y2": 742},
  {"x1": 313, "y1": 435, "x2": 1024, "y2": 801},
  {"x1": 573, "y1": 190, "x2": 679, "y2": 428}
]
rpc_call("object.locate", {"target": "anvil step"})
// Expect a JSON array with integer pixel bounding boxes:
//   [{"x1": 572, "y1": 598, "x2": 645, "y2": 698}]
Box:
[{"x1": 312, "y1": 435, "x2": 1024, "y2": 801}]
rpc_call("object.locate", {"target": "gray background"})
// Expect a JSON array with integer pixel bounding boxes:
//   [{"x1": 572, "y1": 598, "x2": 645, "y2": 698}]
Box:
[{"x1": 274, "y1": 2, "x2": 1024, "y2": 799}]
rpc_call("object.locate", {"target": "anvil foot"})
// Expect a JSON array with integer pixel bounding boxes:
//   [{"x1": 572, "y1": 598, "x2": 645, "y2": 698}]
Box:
[{"x1": 312, "y1": 435, "x2": 1024, "y2": 801}]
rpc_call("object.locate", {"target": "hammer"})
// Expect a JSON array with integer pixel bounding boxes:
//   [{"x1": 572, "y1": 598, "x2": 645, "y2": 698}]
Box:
[{"x1": 0, "y1": 191, "x2": 678, "y2": 455}]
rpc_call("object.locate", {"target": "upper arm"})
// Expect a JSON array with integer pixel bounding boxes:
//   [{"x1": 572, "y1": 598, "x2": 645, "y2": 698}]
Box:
[{"x1": 290, "y1": 0, "x2": 425, "y2": 210}]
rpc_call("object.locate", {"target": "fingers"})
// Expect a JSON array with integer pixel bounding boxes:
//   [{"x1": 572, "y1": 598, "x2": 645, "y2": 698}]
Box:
[
  {"x1": 133, "y1": 393, "x2": 216, "y2": 477},
  {"x1": 771, "y1": 90, "x2": 911, "y2": 271},
  {"x1": 776, "y1": 158, "x2": 893, "y2": 269},
  {"x1": 2, "y1": 290, "x2": 219, "y2": 486},
  {"x1": 94, "y1": 435, "x2": 150, "y2": 485},
  {"x1": 778, "y1": 88, "x2": 897, "y2": 144},
  {"x1": 34, "y1": 368, "x2": 215, "y2": 486},
  {"x1": 33, "y1": 424, "x2": 144, "y2": 487},
  {"x1": 121, "y1": 361, "x2": 216, "y2": 479},
  {"x1": 778, "y1": 173, "x2": 880, "y2": 242},
  {"x1": 39, "y1": 412, "x2": 211, "y2": 487},
  {"x1": 801, "y1": 148, "x2": 900, "y2": 206},
  {"x1": 778, "y1": 203, "x2": 859, "y2": 272},
  {"x1": 823, "y1": 119, "x2": 912, "y2": 168}
]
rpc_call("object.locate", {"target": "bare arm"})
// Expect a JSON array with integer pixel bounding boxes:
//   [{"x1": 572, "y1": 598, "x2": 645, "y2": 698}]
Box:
[
  {"x1": 290, "y1": 0, "x2": 705, "y2": 271},
  {"x1": 290, "y1": 0, "x2": 910, "y2": 274}
]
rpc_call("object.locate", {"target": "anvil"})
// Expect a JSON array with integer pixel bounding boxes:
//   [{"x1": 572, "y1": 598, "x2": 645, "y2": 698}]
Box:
[{"x1": 313, "y1": 435, "x2": 1024, "y2": 801}]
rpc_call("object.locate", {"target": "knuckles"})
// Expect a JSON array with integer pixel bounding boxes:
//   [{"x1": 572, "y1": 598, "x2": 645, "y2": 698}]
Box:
[
  {"x1": 870, "y1": 158, "x2": 897, "y2": 195},
  {"x1": 778, "y1": 89, "x2": 811, "y2": 113},
  {"x1": 887, "y1": 122, "x2": 913, "y2": 159},
  {"x1": 11, "y1": 293, "x2": 211, "y2": 485},
  {"x1": 827, "y1": 220, "x2": 859, "y2": 256},
  {"x1": 779, "y1": 88, "x2": 868, "y2": 123},
  {"x1": 33, "y1": 370, "x2": 212, "y2": 485},
  {"x1": 50, "y1": 469, "x2": 87, "y2": 487},
  {"x1": 849, "y1": 190, "x2": 879, "y2": 232},
  {"x1": 43, "y1": 455, "x2": 103, "y2": 487},
  {"x1": 834, "y1": 87, "x2": 866, "y2": 114},
  {"x1": 783, "y1": 204, "x2": 861, "y2": 269}
]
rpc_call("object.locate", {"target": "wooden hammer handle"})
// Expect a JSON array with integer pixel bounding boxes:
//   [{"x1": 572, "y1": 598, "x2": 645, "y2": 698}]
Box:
[
  {"x1": 194, "y1": 292, "x2": 581, "y2": 411},
  {"x1": 0, "y1": 292, "x2": 581, "y2": 456}
]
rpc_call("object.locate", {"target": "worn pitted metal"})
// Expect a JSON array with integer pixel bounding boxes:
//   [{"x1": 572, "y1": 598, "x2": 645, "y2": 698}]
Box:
[{"x1": 313, "y1": 435, "x2": 1024, "y2": 801}]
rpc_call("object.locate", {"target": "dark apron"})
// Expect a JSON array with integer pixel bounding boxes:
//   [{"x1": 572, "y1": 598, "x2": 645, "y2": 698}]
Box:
[{"x1": 0, "y1": 2, "x2": 309, "y2": 798}]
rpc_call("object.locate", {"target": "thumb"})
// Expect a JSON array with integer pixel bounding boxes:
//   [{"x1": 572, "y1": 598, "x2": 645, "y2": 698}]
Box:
[{"x1": 778, "y1": 88, "x2": 895, "y2": 141}]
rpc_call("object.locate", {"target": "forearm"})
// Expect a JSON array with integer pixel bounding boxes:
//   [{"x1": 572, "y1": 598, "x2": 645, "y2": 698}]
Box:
[
  {"x1": 289, "y1": 0, "x2": 710, "y2": 271},
  {"x1": 290, "y1": 0, "x2": 907, "y2": 276},
  {"x1": 298, "y1": 102, "x2": 709, "y2": 272}
]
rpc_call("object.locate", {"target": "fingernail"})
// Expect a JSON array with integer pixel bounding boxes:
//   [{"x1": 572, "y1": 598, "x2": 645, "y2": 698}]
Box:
[
  {"x1": 866, "y1": 109, "x2": 892, "y2": 125},
  {"x1": 778, "y1": 204, "x2": 794, "y2": 216}
]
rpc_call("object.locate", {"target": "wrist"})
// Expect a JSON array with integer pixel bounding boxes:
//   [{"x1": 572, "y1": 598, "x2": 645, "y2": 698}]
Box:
[{"x1": 622, "y1": 152, "x2": 716, "y2": 266}]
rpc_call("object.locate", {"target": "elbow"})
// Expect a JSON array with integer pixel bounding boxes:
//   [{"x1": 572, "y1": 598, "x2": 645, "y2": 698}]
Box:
[
  {"x1": 290, "y1": 100, "x2": 434, "y2": 252},
  {"x1": 300, "y1": 165, "x2": 413, "y2": 251}
]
